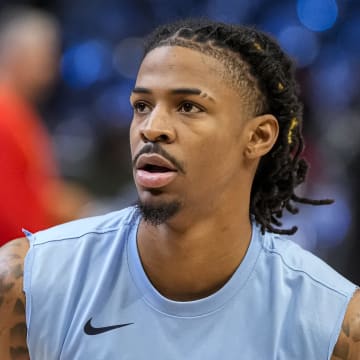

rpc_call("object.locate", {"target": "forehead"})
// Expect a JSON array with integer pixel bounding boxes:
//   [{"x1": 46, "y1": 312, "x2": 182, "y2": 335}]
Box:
[{"x1": 135, "y1": 46, "x2": 233, "y2": 92}]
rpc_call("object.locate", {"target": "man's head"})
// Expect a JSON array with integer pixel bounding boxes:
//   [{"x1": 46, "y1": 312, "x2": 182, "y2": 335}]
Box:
[
  {"x1": 130, "y1": 19, "x2": 331, "y2": 234},
  {"x1": 0, "y1": 6, "x2": 61, "y2": 102}
]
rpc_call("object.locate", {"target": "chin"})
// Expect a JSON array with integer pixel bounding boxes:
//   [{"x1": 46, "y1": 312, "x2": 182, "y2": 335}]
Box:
[{"x1": 135, "y1": 197, "x2": 181, "y2": 226}]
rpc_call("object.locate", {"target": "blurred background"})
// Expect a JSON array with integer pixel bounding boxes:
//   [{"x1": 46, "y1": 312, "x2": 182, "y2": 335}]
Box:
[{"x1": 0, "y1": 0, "x2": 359, "y2": 282}]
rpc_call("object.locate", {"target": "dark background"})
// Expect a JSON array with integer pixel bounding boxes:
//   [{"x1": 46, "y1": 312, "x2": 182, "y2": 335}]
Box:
[{"x1": 1, "y1": 0, "x2": 359, "y2": 282}]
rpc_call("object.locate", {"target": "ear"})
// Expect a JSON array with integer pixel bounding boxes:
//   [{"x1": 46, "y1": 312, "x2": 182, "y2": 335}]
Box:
[{"x1": 244, "y1": 114, "x2": 279, "y2": 160}]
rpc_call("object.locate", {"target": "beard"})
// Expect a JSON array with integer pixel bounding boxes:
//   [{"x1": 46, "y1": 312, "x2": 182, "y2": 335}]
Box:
[{"x1": 136, "y1": 199, "x2": 181, "y2": 226}]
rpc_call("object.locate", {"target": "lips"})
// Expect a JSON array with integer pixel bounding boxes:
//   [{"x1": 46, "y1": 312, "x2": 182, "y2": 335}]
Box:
[{"x1": 135, "y1": 154, "x2": 178, "y2": 188}]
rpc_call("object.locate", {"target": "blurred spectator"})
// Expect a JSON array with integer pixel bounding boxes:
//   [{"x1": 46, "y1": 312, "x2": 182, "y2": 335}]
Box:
[{"x1": 0, "y1": 6, "x2": 88, "y2": 245}]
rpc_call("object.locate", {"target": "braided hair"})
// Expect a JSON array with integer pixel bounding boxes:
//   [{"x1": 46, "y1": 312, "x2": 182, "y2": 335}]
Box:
[{"x1": 143, "y1": 18, "x2": 332, "y2": 235}]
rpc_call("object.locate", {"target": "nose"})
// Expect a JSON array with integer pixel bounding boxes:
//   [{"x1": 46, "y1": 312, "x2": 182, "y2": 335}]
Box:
[{"x1": 140, "y1": 108, "x2": 176, "y2": 144}]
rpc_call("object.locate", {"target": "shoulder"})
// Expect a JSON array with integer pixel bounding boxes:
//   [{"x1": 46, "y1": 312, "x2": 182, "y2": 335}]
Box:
[
  {"x1": 0, "y1": 238, "x2": 29, "y2": 359},
  {"x1": 256, "y1": 230, "x2": 358, "y2": 358},
  {"x1": 23, "y1": 208, "x2": 140, "y2": 299},
  {"x1": 30, "y1": 206, "x2": 139, "y2": 246},
  {"x1": 260, "y1": 231, "x2": 358, "y2": 358},
  {"x1": 261, "y1": 231, "x2": 355, "y2": 297},
  {"x1": 0, "y1": 237, "x2": 28, "y2": 290},
  {"x1": 331, "y1": 290, "x2": 360, "y2": 359}
]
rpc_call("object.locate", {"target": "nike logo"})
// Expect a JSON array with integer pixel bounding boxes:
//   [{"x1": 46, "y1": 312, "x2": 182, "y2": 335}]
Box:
[{"x1": 84, "y1": 317, "x2": 134, "y2": 335}]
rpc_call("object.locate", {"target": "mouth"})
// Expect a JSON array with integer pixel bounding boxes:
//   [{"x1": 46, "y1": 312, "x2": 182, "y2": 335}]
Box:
[
  {"x1": 135, "y1": 154, "x2": 178, "y2": 189},
  {"x1": 140, "y1": 164, "x2": 175, "y2": 173},
  {"x1": 136, "y1": 153, "x2": 177, "y2": 172}
]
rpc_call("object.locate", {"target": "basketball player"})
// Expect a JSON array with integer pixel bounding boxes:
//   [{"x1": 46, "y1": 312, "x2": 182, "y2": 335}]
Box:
[{"x1": 0, "y1": 19, "x2": 359, "y2": 359}]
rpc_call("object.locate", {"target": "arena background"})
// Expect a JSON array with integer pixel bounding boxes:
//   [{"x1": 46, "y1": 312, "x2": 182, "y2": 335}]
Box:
[{"x1": 1, "y1": 0, "x2": 359, "y2": 283}]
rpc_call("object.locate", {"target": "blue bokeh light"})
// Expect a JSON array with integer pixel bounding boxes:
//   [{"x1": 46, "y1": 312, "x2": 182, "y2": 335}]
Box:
[
  {"x1": 297, "y1": 0, "x2": 338, "y2": 32},
  {"x1": 278, "y1": 26, "x2": 319, "y2": 67},
  {"x1": 61, "y1": 40, "x2": 112, "y2": 89}
]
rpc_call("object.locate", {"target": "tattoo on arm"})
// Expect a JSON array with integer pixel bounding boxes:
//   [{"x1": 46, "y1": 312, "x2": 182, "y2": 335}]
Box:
[
  {"x1": 13, "y1": 299, "x2": 25, "y2": 316},
  {"x1": 10, "y1": 323, "x2": 27, "y2": 344},
  {"x1": 12, "y1": 265, "x2": 23, "y2": 280},
  {"x1": 0, "y1": 277, "x2": 15, "y2": 293},
  {"x1": 0, "y1": 239, "x2": 29, "y2": 360},
  {"x1": 10, "y1": 346, "x2": 29, "y2": 360},
  {"x1": 332, "y1": 292, "x2": 360, "y2": 360}
]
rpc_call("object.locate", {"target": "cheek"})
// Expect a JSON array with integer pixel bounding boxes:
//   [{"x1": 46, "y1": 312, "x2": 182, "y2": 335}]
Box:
[
  {"x1": 188, "y1": 135, "x2": 229, "y2": 172},
  {"x1": 129, "y1": 120, "x2": 140, "y2": 154},
  {"x1": 193, "y1": 133, "x2": 244, "y2": 181}
]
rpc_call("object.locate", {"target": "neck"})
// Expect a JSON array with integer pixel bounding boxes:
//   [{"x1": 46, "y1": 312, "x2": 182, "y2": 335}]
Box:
[{"x1": 137, "y1": 210, "x2": 252, "y2": 301}]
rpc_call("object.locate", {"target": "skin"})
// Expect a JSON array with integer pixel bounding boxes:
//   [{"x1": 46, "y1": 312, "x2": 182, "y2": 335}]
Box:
[
  {"x1": 0, "y1": 238, "x2": 29, "y2": 360},
  {"x1": 0, "y1": 45, "x2": 358, "y2": 358},
  {"x1": 331, "y1": 291, "x2": 360, "y2": 360}
]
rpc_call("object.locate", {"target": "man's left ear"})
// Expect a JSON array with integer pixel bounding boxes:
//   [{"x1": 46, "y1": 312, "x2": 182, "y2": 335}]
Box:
[{"x1": 244, "y1": 114, "x2": 279, "y2": 159}]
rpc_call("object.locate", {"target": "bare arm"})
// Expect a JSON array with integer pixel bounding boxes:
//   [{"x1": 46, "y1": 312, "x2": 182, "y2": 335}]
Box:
[
  {"x1": 331, "y1": 290, "x2": 360, "y2": 360},
  {"x1": 0, "y1": 238, "x2": 29, "y2": 360}
]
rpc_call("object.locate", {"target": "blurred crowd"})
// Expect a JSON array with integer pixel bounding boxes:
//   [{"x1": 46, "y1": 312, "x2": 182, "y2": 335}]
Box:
[{"x1": 0, "y1": 0, "x2": 359, "y2": 282}]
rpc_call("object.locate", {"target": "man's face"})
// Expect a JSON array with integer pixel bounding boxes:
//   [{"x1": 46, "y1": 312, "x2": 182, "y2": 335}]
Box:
[{"x1": 130, "y1": 45, "x2": 255, "y2": 224}]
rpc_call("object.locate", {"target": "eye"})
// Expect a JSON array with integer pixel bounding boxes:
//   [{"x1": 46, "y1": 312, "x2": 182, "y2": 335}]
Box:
[
  {"x1": 178, "y1": 102, "x2": 202, "y2": 113},
  {"x1": 133, "y1": 101, "x2": 151, "y2": 114}
]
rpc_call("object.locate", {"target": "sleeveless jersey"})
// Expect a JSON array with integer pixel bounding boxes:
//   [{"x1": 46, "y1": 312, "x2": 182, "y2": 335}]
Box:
[{"x1": 24, "y1": 206, "x2": 357, "y2": 359}]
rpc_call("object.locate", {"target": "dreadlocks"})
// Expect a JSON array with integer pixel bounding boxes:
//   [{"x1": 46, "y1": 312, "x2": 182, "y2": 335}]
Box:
[{"x1": 143, "y1": 18, "x2": 333, "y2": 235}]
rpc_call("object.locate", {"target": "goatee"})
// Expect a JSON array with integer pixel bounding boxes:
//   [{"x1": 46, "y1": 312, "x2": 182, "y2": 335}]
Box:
[{"x1": 136, "y1": 200, "x2": 181, "y2": 225}]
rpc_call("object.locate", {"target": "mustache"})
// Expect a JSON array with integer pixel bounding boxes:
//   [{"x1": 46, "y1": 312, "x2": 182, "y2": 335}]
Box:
[{"x1": 132, "y1": 143, "x2": 185, "y2": 174}]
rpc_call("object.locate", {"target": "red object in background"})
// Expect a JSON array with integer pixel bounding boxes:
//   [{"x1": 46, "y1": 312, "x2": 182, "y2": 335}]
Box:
[{"x1": 0, "y1": 85, "x2": 59, "y2": 246}]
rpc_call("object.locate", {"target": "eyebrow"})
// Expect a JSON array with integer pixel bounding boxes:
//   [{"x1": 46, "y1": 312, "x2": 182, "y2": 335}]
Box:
[
  {"x1": 132, "y1": 87, "x2": 203, "y2": 95},
  {"x1": 132, "y1": 87, "x2": 214, "y2": 101},
  {"x1": 132, "y1": 87, "x2": 152, "y2": 94},
  {"x1": 171, "y1": 88, "x2": 202, "y2": 95}
]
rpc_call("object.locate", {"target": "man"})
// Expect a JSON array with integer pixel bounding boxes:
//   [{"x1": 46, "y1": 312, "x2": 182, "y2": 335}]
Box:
[
  {"x1": 0, "y1": 6, "x2": 88, "y2": 244},
  {"x1": 0, "y1": 19, "x2": 359, "y2": 359}
]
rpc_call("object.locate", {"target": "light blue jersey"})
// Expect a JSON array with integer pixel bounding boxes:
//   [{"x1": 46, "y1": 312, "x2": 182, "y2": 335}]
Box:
[{"x1": 24, "y1": 207, "x2": 356, "y2": 359}]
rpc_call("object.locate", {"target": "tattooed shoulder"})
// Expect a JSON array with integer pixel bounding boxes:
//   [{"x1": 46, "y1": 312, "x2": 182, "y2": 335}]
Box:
[
  {"x1": 0, "y1": 238, "x2": 28, "y2": 288},
  {"x1": 331, "y1": 290, "x2": 360, "y2": 360},
  {"x1": 0, "y1": 238, "x2": 27, "y2": 289},
  {"x1": 0, "y1": 238, "x2": 30, "y2": 360}
]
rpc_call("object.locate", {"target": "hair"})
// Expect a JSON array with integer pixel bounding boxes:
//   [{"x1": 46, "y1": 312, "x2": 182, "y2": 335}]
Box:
[{"x1": 143, "y1": 18, "x2": 333, "y2": 235}]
